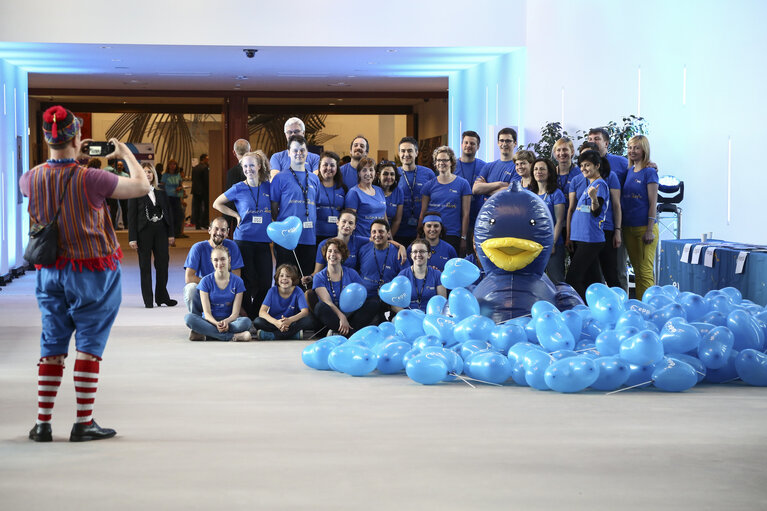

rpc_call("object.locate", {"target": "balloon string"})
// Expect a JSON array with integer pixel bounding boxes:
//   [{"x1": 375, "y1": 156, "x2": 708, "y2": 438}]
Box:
[
  {"x1": 449, "y1": 372, "x2": 476, "y2": 388},
  {"x1": 450, "y1": 374, "x2": 503, "y2": 387},
  {"x1": 307, "y1": 326, "x2": 328, "y2": 340},
  {"x1": 292, "y1": 250, "x2": 306, "y2": 280},
  {"x1": 720, "y1": 377, "x2": 741, "y2": 384},
  {"x1": 605, "y1": 380, "x2": 653, "y2": 395}
]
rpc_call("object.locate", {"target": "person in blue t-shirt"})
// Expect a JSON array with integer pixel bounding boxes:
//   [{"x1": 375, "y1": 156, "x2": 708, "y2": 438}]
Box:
[
  {"x1": 622, "y1": 135, "x2": 660, "y2": 300},
  {"x1": 212, "y1": 150, "x2": 273, "y2": 319},
  {"x1": 472, "y1": 128, "x2": 518, "y2": 204},
  {"x1": 553, "y1": 138, "x2": 581, "y2": 197},
  {"x1": 357, "y1": 219, "x2": 403, "y2": 322},
  {"x1": 345, "y1": 157, "x2": 387, "y2": 237},
  {"x1": 455, "y1": 130, "x2": 486, "y2": 240},
  {"x1": 408, "y1": 212, "x2": 457, "y2": 272},
  {"x1": 252, "y1": 264, "x2": 315, "y2": 340},
  {"x1": 393, "y1": 238, "x2": 447, "y2": 314},
  {"x1": 315, "y1": 151, "x2": 347, "y2": 245},
  {"x1": 395, "y1": 136, "x2": 436, "y2": 247},
  {"x1": 184, "y1": 245, "x2": 253, "y2": 341},
  {"x1": 373, "y1": 160, "x2": 403, "y2": 238},
  {"x1": 530, "y1": 158, "x2": 567, "y2": 283},
  {"x1": 311, "y1": 238, "x2": 380, "y2": 337},
  {"x1": 565, "y1": 151, "x2": 610, "y2": 300},
  {"x1": 270, "y1": 134, "x2": 320, "y2": 280},
  {"x1": 419, "y1": 146, "x2": 472, "y2": 255},
  {"x1": 339, "y1": 135, "x2": 369, "y2": 191},
  {"x1": 269, "y1": 117, "x2": 320, "y2": 172}
]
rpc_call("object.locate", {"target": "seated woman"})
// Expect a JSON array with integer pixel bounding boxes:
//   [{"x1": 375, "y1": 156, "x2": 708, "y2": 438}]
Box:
[
  {"x1": 393, "y1": 238, "x2": 447, "y2": 314},
  {"x1": 408, "y1": 212, "x2": 457, "y2": 271},
  {"x1": 253, "y1": 264, "x2": 315, "y2": 340},
  {"x1": 373, "y1": 160, "x2": 403, "y2": 238},
  {"x1": 529, "y1": 158, "x2": 567, "y2": 283},
  {"x1": 311, "y1": 238, "x2": 379, "y2": 337},
  {"x1": 184, "y1": 245, "x2": 253, "y2": 341},
  {"x1": 302, "y1": 209, "x2": 364, "y2": 288}
]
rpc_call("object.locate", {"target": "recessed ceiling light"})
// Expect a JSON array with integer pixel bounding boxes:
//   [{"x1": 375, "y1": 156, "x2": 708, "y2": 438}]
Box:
[
  {"x1": 235, "y1": 75, "x2": 248, "y2": 80},
  {"x1": 101, "y1": 46, "x2": 111, "y2": 50},
  {"x1": 111, "y1": 59, "x2": 121, "y2": 62},
  {"x1": 337, "y1": 99, "x2": 343, "y2": 102},
  {"x1": 387, "y1": 49, "x2": 397, "y2": 53},
  {"x1": 347, "y1": 75, "x2": 356, "y2": 78},
  {"x1": 329, "y1": 103, "x2": 336, "y2": 106},
  {"x1": 328, "y1": 82, "x2": 351, "y2": 87},
  {"x1": 367, "y1": 62, "x2": 377, "y2": 65}
]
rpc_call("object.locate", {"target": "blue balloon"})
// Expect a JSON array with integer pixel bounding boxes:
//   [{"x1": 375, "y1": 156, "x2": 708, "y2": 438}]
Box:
[
  {"x1": 535, "y1": 311, "x2": 575, "y2": 352},
  {"x1": 375, "y1": 341, "x2": 411, "y2": 374},
  {"x1": 301, "y1": 339, "x2": 339, "y2": 370},
  {"x1": 459, "y1": 340, "x2": 491, "y2": 361},
  {"x1": 402, "y1": 347, "x2": 421, "y2": 366},
  {"x1": 523, "y1": 349, "x2": 553, "y2": 390},
  {"x1": 667, "y1": 354, "x2": 706, "y2": 382},
  {"x1": 720, "y1": 287, "x2": 742, "y2": 303},
  {"x1": 531, "y1": 300, "x2": 560, "y2": 319},
  {"x1": 440, "y1": 258, "x2": 481, "y2": 289},
  {"x1": 412, "y1": 334, "x2": 443, "y2": 351},
  {"x1": 625, "y1": 362, "x2": 658, "y2": 388},
  {"x1": 328, "y1": 344, "x2": 377, "y2": 376},
  {"x1": 735, "y1": 349, "x2": 767, "y2": 386},
  {"x1": 581, "y1": 318, "x2": 607, "y2": 340},
  {"x1": 620, "y1": 330, "x2": 664, "y2": 366},
  {"x1": 422, "y1": 347, "x2": 464, "y2": 379},
  {"x1": 691, "y1": 322, "x2": 716, "y2": 337},
  {"x1": 641, "y1": 285, "x2": 666, "y2": 304},
  {"x1": 704, "y1": 350, "x2": 739, "y2": 383},
  {"x1": 698, "y1": 326, "x2": 735, "y2": 369},
  {"x1": 679, "y1": 293, "x2": 709, "y2": 322},
  {"x1": 647, "y1": 294, "x2": 676, "y2": 310},
  {"x1": 525, "y1": 319, "x2": 539, "y2": 343},
  {"x1": 465, "y1": 351, "x2": 512, "y2": 384},
  {"x1": 649, "y1": 303, "x2": 687, "y2": 330},
  {"x1": 423, "y1": 314, "x2": 458, "y2": 347},
  {"x1": 266, "y1": 215, "x2": 303, "y2": 250},
  {"x1": 349, "y1": 325, "x2": 382, "y2": 346},
  {"x1": 490, "y1": 322, "x2": 527, "y2": 354},
  {"x1": 339, "y1": 282, "x2": 367, "y2": 313},
  {"x1": 561, "y1": 310, "x2": 583, "y2": 340},
  {"x1": 550, "y1": 349, "x2": 578, "y2": 360},
  {"x1": 595, "y1": 330, "x2": 621, "y2": 356},
  {"x1": 586, "y1": 284, "x2": 624, "y2": 326},
  {"x1": 591, "y1": 356, "x2": 631, "y2": 390},
  {"x1": 625, "y1": 299, "x2": 655, "y2": 319},
  {"x1": 652, "y1": 359, "x2": 697, "y2": 392},
  {"x1": 378, "y1": 321, "x2": 396, "y2": 338},
  {"x1": 661, "y1": 285, "x2": 680, "y2": 299},
  {"x1": 611, "y1": 286, "x2": 629, "y2": 303},
  {"x1": 727, "y1": 310, "x2": 764, "y2": 351},
  {"x1": 448, "y1": 287, "x2": 480, "y2": 319},
  {"x1": 392, "y1": 309, "x2": 425, "y2": 341},
  {"x1": 616, "y1": 310, "x2": 646, "y2": 330},
  {"x1": 426, "y1": 295, "x2": 448, "y2": 315},
  {"x1": 454, "y1": 315, "x2": 496, "y2": 344},
  {"x1": 659, "y1": 317, "x2": 701, "y2": 354},
  {"x1": 406, "y1": 353, "x2": 449, "y2": 384},
  {"x1": 544, "y1": 356, "x2": 599, "y2": 393},
  {"x1": 379, "y1": 275, "x2": 412, "y2": 308},
  {"x1": 507, "y1": 342, "x2": 542, "y2": 363},
  {"x1": 700, "y1": 310, "x2": 727, "y2": 326}
]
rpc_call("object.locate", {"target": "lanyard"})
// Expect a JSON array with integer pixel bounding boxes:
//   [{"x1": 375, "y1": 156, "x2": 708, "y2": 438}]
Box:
[
  {"x1": 372, "y1": 245, "x2": 392, "y2": 287},
  {"x1": 246, "y1": 182, "x2": 261, "y2": 215},
  {"x1": 457, "y1": 160, "x2": 476, "y2": 183},
  {"x1": 321, "y1": 184, "x2": 338, "y2": 212},
  {"x1": 327, "y1": 268, "x2": 343, "y2": 305},
  {"x1": 413, "y1": 267, "x2": 428, "y2": 307},
  {"x1": 402, "y1": 167, "x2": 418, "y2": 215},
  {"x1": 289, "y1": 168, "x2": 310, "y2": 218}
]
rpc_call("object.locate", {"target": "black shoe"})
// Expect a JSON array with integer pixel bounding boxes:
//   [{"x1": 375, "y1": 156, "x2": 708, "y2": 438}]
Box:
[
  {"x1": 69, "y1": 420, "x2": 116, "y2": 442},
  {"x1": 29, "y1": 423, "x2": 52, "y2": 442},
  {"x1": 156, "y1": 298, "x2": 178, "y2": 307},
  {"x1": 176, "y1": 234, "x2": 189, "y2": 239},
  {"x1": 145, "y1": 303, "x2": 153, "y2": 308}
]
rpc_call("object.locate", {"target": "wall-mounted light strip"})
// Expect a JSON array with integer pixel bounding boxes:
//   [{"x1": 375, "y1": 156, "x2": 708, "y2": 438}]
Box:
[
  {"x1": 727, "y1": 137, "x2": 732, "y2": 225},
  {"x1": 561, "y1": 87, "x2": 565, "y2": 126},
  {"x1": 516, "y1": 77, "x2": 521, "y2": 139},
  {"x1": 3, "y1": 83, "x2": 6, "y2": 116},
  {"x1": 682, "y1": 66, "x2": 687, "y2": 106},
  {"x1": 637, "y1": 67, "x2": 642, "y2": 116},
  {"x1": 495, "y1": 83, "x2": 499, "y2": 126},
  {"x1": 485, "y1": 85, "x2": 490, "y2": 161},
  {"x1": 14, "y1": 88, "x2": 17, "y2": 133}
]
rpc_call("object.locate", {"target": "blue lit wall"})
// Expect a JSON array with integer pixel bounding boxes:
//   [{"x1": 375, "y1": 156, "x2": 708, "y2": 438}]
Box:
[
  {"x1": 0, "y1": 59, "x2": 29, "y2": 275},
  {"x1": 449, "y1": 49, "x2": 527, "y2": 162}
]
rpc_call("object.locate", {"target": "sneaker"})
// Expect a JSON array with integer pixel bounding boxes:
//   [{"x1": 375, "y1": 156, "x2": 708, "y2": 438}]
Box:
[
  {"x1": 258, "y1": 330, "x2": 276, "y2": 341},
  {"x1": 189, "y1": 330, "x2": 205, "y2": 341},
  {"x1": 296, "y1": 330, "x2": 304, "y2": 340},
  {"x1": 327, "y1": 330, "x2": 337, "y2": 337},
  {"x1": 232, "y1": 331, "x2": 252, "y2": 342}
]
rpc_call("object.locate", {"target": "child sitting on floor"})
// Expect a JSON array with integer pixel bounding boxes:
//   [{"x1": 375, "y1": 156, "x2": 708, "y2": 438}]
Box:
[{"x1": 253, "y1": 264, "x2": 315, "y2": 340}]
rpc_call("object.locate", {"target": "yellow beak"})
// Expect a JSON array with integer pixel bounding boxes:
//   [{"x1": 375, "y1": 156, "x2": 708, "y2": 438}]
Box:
[{"x1": 480, "y1": 237, "x2": 543, "y2": 272}]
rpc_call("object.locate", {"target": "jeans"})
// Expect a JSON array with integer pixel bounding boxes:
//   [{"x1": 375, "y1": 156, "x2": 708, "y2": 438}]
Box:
[{"x1": 184, "y1": 314, "x2": 252, "y2": 341}]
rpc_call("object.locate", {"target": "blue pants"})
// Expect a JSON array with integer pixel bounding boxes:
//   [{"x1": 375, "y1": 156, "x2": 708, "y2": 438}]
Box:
[
  {"x1": 184, "y1": 313, "x2": 252, "y2": 341},
  {"x1": 36, "y1": 264, "x2": 122, "y2": 359},
  {"x1": 184, "y1": 282, "x2": 202, "y2": 315}
]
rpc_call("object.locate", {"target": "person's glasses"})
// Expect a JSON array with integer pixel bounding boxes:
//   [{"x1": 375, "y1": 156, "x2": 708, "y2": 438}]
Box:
[
  {"x1": 435, "y1": 159, "x2": 450, "y2": 164},
  {"x1": 499, "y1": 139, "x2": 514, "y2": 145},
  {"x1": 286, "y1": 129, "x2": 302, "y2": 135}
]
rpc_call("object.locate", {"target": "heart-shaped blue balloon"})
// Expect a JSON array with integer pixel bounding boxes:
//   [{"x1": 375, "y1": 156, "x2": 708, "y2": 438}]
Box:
[
  {"x1": 440, "y1": 258, "x2": 481, "y2": 289},
  {"x1": 448, "y1": 287, "x2": 480, "y2": 319},
  {"x1": 339, "y1": 282, "x2": 367, "y2": 313},
  {"x1": 266, "y1": 215, "x2": 303, "y2": 250},
  {"x1": 379, "y1": 275, "x2": 412, "y2": 308},
  {"x1": 426, "y1": 295, "x2": 447, "y2": 315}
]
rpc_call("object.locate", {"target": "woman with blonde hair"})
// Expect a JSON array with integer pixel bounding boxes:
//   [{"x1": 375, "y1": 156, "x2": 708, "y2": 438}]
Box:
[
  {"x1": 552, "y1": 138, "x2": 580, "y2": 195},
  {"x1": 621, "y1": 135, "x2": 659, "y2": 299}
]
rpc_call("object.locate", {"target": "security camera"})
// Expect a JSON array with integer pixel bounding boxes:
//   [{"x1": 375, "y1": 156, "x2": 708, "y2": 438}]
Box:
[{"x1": 243, "y1": 49, "x2": 258, "y2": 58}]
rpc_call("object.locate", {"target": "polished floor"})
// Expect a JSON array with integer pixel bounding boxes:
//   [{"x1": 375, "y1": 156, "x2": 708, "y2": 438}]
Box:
[{"x1": 1, "y1": 234, "x2": 766, "y2": 510}]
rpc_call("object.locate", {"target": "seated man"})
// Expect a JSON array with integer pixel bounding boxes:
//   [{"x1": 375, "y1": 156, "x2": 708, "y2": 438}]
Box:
[
  {"x1": 356, "y1": 219, "x2": 404, "y2": 323},
  {"x1": 183, "y1": 216, "x2": 244, "y2": 339}
]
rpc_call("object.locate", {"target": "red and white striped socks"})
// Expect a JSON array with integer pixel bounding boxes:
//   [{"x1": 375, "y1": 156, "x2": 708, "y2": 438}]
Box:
[
  {"x1": 73, "y1": 359, "x2": 100, "y2": 424},
  {"x1": 37, "y1": 363, "x2": 63, "y2": 425}
]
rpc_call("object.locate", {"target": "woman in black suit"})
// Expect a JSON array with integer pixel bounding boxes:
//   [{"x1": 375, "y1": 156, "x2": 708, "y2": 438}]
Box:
[{"x1": 128, "y1": 163, "x2": 177, "y2": 308}]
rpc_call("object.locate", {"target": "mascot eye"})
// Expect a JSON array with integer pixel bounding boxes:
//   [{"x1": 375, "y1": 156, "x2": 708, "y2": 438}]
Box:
[
  {"x1": 529, "y1": 219, "x2": 536, "y2": 226},
  {"x1": 489, "y1": 218, "x2": 496, "y2": 225}
]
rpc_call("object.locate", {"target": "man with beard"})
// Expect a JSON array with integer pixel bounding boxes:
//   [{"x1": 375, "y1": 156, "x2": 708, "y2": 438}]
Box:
[
  {"x1": 183, "y1": 217, "x2": 244, "y2": 340},
  {"x1": 455, "y1": 130, "x2": 485, "y2": 239},
  {"x1": 395, "y1": 136, "x2": 435, "y2": 247},
  {"x1": 339, "y1": 135, "x2": 369, "y2": 190}
]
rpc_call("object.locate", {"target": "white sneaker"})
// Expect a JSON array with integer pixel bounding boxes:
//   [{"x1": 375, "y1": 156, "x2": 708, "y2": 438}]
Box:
[{"x1": 232, "y1": 331, "x2": 252, "y2": 342}]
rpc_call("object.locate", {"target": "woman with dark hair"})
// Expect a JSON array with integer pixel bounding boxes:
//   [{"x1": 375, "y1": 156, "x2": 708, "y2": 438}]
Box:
[
  {"x1": 393, "y1": 238, "x2": 447, "y2": 314},
  {"x1": 374, "y1": 160, "x2": 403, "y2": 238},
  {"x1": 409, "y1": 212, "x2": 457, "y2": 272},
  {"x1": 311, "y1": 238, "x2": 379, "y2": 337},
  {"x1": 530, "y1": 158, "x2": 567, "y2": 283},
  {"x1": 212, "y1": 150, "x2": 273, "y2": 319},
  {"x1": 345, "y1": 156, "x2": 387, "y2": 238},
  {"x1": 565, "y1": 151, "x2": 610, "y2": 299},
  {"x1": 160, "y1": 158, "x2": 186, "y2": 238},
  {"x1": 253, "y1": 264, "x2": 314, "y2": 340},
  {"x1": 127, "y1": 163, "x2": 177, "y2": 308},
  {"x1": 316, "y1": 151, "x2": 347, "y2": 245}
]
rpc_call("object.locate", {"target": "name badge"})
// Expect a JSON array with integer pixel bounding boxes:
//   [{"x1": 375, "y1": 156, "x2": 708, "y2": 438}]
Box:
[
  {"x1": 303, "y1": 221, "x2": 313, "y2": 229},
  {"x1": 328, "y1": 216, "x2": 338, "y2": 224},
  {"x1": 408, "y1": 217, "x2": 417, "y2": 226},
  {"x1": 252, "y1": 216, "x2": 263, "y2": 224},
  {"x1": 578, "y1": 205, "x2": 590, "y2": 213}
]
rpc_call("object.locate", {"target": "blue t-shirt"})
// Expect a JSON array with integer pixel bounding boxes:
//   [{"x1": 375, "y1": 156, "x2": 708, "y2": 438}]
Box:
[
  {"x1": 557, "y1": 166, "x2": 581, "y2": 195},
  {"x1": 312, "y1": 267, "x2": 364, "y2": 306},
  {"x1": 315, "y1": 235, "x2": 366, "y2": 269},
  {"x1": 184, "y1": 239, "x2": 244, "y2": 278},
  {"x1": 339, "y1": 163, "x2": 359, "y2": 191},
  {"x1": 421, "y1": 176, "x2": 472, "y2": 237},
  {"x1": 223, "y1": 182, "x2": 271, "y2": 243},
  {"x1": 397, "y1": 165, "x2": 436, "y2": 238},
  {"x1": 538, "y1": 188, "x2": 567, "y2": 245},
  {"x1": 262, "y1": 286, "x2": 308, "y2": 318},
  {"x1": 270, "y1": 169, "x2": 320, "y2": 245},
  {"x1": 160, "y1": 173, "x2": 183, "y2": 198},
  {"x1": 316, "y1": 183, "x2": 346, "y2": 237},
  {"x1": 621, "y1": 166, "x2": 659, "y2": 227},
  {"x1": 605, "y1": 153, "x2": 629, "y2": 187},
  {"x1": 570, "y1": 177, "x2": 609, "y2": 243},
  {"x1": 571, "y1": 171, "x2": 620, "y2": 231},
  {"x1": 345, "y1": 185, "x2": 387, "y2": 238},
  {"x1": 407, "y1": 239, "x2": 457, "y2": 272},
  {"x1": 477, "y1": 159, "x2": 518, "y2": 203},
  {"x1": 270, "y1": 150, "x2": 320, "y2": 173},
  {"x1": 357, "y1": 242, "x2": 403, "y2": 297},
  {"x1": 383, "y1": 187, "x2": 404, "y2": 227},
  {"x1": 197, "y1": 273, "x2": 246, "y2": 321},
  {"x1": 455, "y1": 158, "x2": 486, "y2": 224},
  {"x1": 398, "y1": 266, "x2": 442, "y2": 312}
]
